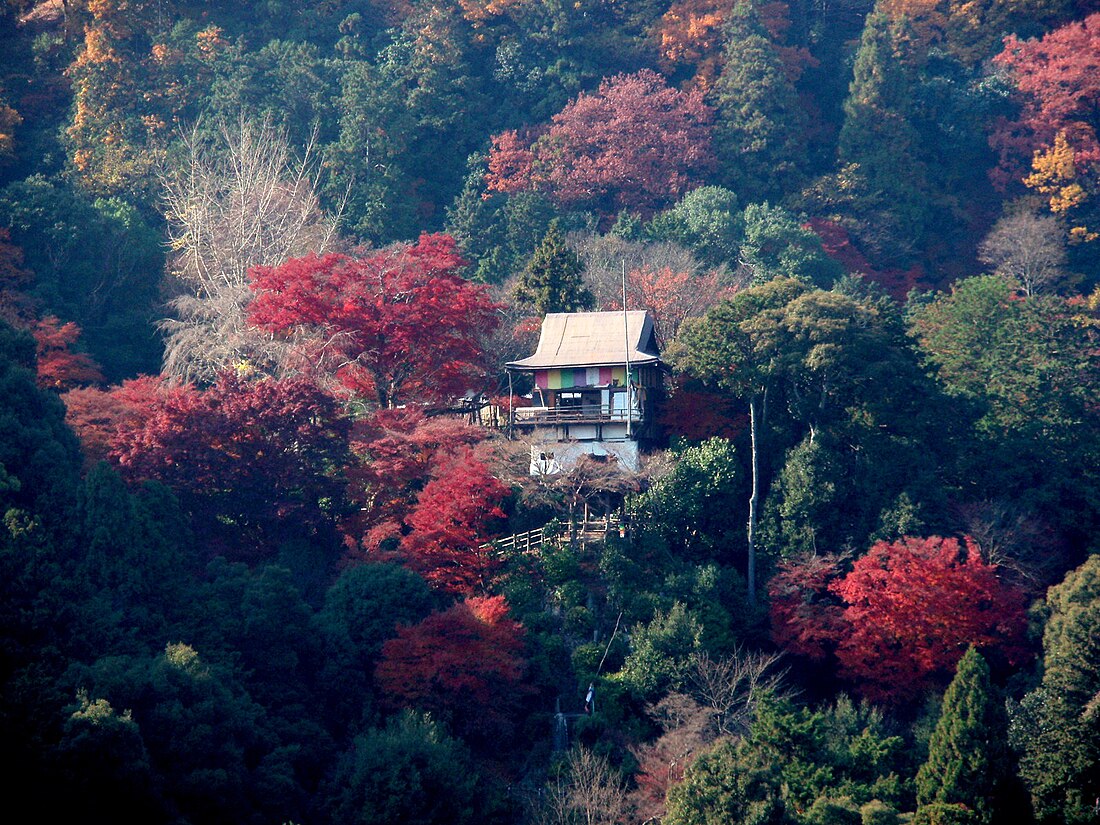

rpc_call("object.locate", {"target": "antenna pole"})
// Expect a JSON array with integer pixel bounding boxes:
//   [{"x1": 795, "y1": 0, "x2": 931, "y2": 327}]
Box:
[{"x1": 622, "y1": 259, "x2": 632, "y2": 438}]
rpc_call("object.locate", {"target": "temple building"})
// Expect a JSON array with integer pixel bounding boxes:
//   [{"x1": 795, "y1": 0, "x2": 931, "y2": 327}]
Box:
[{"x1": 506, "y1": 310, "x2": 664, "y2": 474}]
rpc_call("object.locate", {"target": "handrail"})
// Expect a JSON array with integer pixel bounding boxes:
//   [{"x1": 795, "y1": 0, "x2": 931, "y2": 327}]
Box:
[{"x1": 513, "y1": 406, "x2": 642, "y2": 425}]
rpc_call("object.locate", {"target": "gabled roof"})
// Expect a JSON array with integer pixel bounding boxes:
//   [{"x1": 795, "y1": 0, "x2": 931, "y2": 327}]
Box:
[{"x1": 507, "y1": 310, "x2": 662, "y2": 370}]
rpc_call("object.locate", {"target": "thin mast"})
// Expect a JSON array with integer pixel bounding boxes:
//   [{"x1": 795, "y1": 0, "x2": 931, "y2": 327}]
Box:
[{"x1": 622, "y1": 259, "x2": 632, "y2": 438}]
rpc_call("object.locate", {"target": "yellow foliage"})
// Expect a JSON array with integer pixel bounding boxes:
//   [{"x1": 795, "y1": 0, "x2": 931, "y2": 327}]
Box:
[
  {"x1": 1026, "y1": 133, "x2": 1099, "y2": 242},
  {"x1": 1026, "y1": 133, "x2": 1082, "y2": 211}
]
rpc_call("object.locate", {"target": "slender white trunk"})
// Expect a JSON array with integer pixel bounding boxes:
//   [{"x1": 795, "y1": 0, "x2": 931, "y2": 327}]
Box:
[{"x1": 747, "y1": 394, "x2": 760, "y2": 607}]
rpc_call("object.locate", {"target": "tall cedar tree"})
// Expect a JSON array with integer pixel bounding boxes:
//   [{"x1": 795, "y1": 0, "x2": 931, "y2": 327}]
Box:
[
  {"x1": 248, "y1": 233, "x2": 499, "y2": 408},
  {"x1": 709, "y1": 1, "x2": 807, "y2": 202},
  {"x1": 1012, "y1": 555, "x2": 1100, "y2": 825},
  {"x1": 837, "y1": 11, "x2": 932, "y2": 250},
  {"x1": 915, "y1": 647, "x2": 1013, "y2": 825},
  {"x1": 512, "y1": 222, "x2": 594, "y2": 316}
]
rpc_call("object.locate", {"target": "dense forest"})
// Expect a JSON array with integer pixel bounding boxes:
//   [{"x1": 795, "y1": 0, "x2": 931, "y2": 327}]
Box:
[{"x1": 1, "y1": 0, "x2": 1099, "y2": 822}]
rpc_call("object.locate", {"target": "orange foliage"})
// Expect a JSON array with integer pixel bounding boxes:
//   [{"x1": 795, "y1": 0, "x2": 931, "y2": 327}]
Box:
[
  {"x1": 656, "y1": 0, "x2": 735, "y2": 87},
  {"x1": 62, "y1": 375, "x2": 179, "y2": 464},
  {"x1": 457, "y1": 0, "x2": 525, "y2": 24},
  {"x1": 656, "y1": 0, "x2": 813, "y2": 87}
]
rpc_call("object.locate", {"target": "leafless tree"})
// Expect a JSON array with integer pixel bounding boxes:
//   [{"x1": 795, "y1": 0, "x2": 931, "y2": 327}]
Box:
[
  {"x1": 158, "y1": 117, "x2": 343, "y2": 382},
  {"x1": 524, "y1": 778, "x2": 575, "y2": 825},
  {"x1": 955, "y1": 498, "x2": 1065, "y2": 593},
  {"x1": 571, "y1": 233, "x2": 711, "y2": 304},
  {"x1": 688, "y1": 648, "x2": 788, "y2": 737},
  {"x1": 629, "y1": 693, "x2": 717, "y2": 823},
  {"x1": 526, "y1": 747, "x2": 631, "y2": 825},
  {"x1": 978, "y1": 210, "x2": 1070, "y2": 296}
]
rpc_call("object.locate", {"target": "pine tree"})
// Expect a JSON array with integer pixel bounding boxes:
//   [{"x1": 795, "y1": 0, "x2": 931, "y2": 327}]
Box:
[
  {"x1": 512, "y1": 222, "x2": 594, "y2": 316},
  {"x1": 915, "y1": 647, "x2": 1011, "y2": 825}
]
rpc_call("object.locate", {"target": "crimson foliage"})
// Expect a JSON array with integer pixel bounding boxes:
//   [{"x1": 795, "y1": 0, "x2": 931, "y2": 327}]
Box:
[
  {"x1": 248, "y1": 233, "x2": 499, "y2": 409},
  {"x1": 375, "y1": 595, "x2": 528, "y2": 746},
  {"x1": 400, "y1": 448, "x2": 509, "y2": 594},
  {"x1": 769, "y1": 537, "x2": 1029, "y2": 702},
  {"x1": 343, "y1": 406, "x2": 487, "y2": 559},
  {"x1": 486, "y1": 69, "x2": 715, "y2": 216},
  {"x1": 110, "y1": 373, "x2": 350, "y2": 554}
]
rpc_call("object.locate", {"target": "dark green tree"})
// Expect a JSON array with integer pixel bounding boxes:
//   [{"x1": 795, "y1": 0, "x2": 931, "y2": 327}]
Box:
[
  {"x1": 0, "y1": 177, "x2": 163, "y2": 377},
  {"x1": 909, "y1": 276, "x2": 1100, "y2": 537},
  {"x1": 329, "y1": 5, "x2": 490, "y2": 243},
  {"x1": 619, "y1": 601, "x2": 704, "y2": 701},
  {"x1": 204, "y1": 39, "x2": 342, "y2": 151},
  {"x1": 512, "y1": 221, "x2": 594, "y2": 316},
  {"x1": 914, "y1": 647, "x2": 1013, "y2": 825},
  {"x1": 676, "y1": 280, "x2": 946, "y2": 591},
  {"x1": 324, "y1": 711, "x2": 507, "y2": 825},
  {"x1": 664, "y1": 736, "x2": 788, "y2": 825},
  {"x1": 54, "y1": 690, "x2": 164, "y2": 822},
  {"x1": 709, "y1": 2, "x2": 808, "y2": 202},
  {"x1": 313, "y1": 563, "x2": 435, "y2": 736},
  {"x1": 1011, "y1": 555, "x2": 1100, "y2": 824},
  {"x1": 673, "y1": 277, "x2": 809, "y2": 604},
  {"x1": 646, "y1": 185, "x2": 744, "y2": 268},
  {"x1": 836, "y1": 12, "x2": 932, "y2": 263},
  {"x1": 636, "y1": 437, "x2": 746, "y2": 563}
]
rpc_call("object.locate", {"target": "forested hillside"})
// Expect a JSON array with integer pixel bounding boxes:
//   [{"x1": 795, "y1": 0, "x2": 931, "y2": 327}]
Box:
[{"x1": 1, "y1": 0, "x2": 1099, "y2": 822}]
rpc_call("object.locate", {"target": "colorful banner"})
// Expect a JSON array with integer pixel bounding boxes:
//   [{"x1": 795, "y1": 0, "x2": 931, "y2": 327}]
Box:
[{"x1": 534, "y1": 367, "x2": 636, "y2": 390}]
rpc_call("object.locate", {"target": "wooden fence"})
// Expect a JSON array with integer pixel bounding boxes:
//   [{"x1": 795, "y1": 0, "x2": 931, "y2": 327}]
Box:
[{"x1": 486, "y1": 513, "x2": 626, "y2": 557}]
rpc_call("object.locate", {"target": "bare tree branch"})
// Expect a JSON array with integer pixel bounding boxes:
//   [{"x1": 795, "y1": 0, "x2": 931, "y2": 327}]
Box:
[{"x1": 158, "y1": 116, "x2": 343, "y2": 382}]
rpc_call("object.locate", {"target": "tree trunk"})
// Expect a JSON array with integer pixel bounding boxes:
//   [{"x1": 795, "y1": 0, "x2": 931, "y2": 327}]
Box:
[{"x1": 747, "y1": 394, "x2": 760, "y2": 607}]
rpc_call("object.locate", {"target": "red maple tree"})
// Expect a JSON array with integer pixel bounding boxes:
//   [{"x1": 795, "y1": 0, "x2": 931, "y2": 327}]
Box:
[
  {"x1": 486, "y1": 70, "x2": 715, "y2": 216},
  {"x1": 769, "y1": 537, "x2": 1029, "y2": 703},
  {"x1": 400, "y1": 448, "x2": 510, "y2": 594},
  {"x1": 343, "y1": 406, "x2": 488, "y2": 557},
  {"x1": 375, "y1": 595, "x2": 528, "y2": 746},
  {"x1": 63, "y1": 375, "x2": 183, "y2": 464},
  {"x1": 767, "y1": 553, "x2": 847, "y2": 663},
  {"x1": 110, "y1": 373, "x2": 350, "y2": 554},
  {"x1": 248, "y1": 233, "x2": 499, "y2": 409}
]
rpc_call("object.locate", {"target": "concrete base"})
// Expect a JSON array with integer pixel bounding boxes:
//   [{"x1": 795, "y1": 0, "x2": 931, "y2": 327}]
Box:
[{"x1": 529, "y1": 439, "x2": 640, "y2": 475}]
